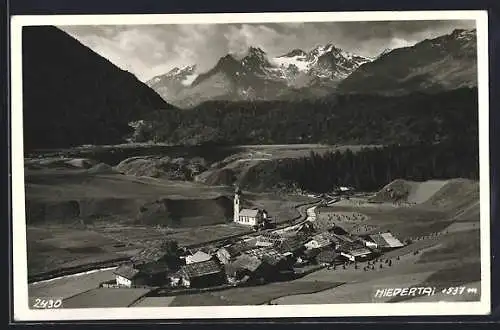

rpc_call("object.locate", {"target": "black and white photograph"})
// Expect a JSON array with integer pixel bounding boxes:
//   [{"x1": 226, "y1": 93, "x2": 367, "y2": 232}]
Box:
[{"x1": 11, "y1": 11, "x2": 491, "y2": 320}]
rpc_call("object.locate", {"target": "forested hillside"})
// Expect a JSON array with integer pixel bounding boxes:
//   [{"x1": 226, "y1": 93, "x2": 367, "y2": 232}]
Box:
[
  {"x1": 135, "y1": 88, "x2": 478, "y2": 146},
  {"x1": 276, "y1": 140, "x2": 479, "y2": 193}
]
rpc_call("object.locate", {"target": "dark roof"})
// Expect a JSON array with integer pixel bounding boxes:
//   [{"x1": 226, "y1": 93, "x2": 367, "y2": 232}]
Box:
[
  {"x1": 244, "y1": 247, "x2": 284, "y2": 266},
  {"x1": 113, "y1": 265, "x2": 140, "y2": 279},
  {"x1": 316, "y1": 250, "x2": 338, "y2": 263},
  {"x1": 308, "y1": 232, "x2": 335, "y2": 247},
  {"x1": 230, "y1": 254, "x2": 263, "y2": 273},
  {"x1": 137, "y1": 262, "x2": 171, "y2": 275},
  {"x1": 181, "y1": 259, "x2": 223, "y2": 279},
  {"x1": 224, "y1": 241, "x2": 253, "y2": 257},
  {"x1": 278, "y1": 236, "x2": 305, "y2": 253},
  {"x1": 303, "y1": 248, "x2": 322, "y2": 259}
]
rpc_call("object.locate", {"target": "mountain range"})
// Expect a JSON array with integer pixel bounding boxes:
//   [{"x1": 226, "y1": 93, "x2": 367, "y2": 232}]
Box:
[
  {"x1": 147, "y1": 28, "x2": 477, "y2": 108},
  {"x1": 21, "y1": 26, "x2": 478, "y2": 149},
  {"x1": 147, "y1": 44, "x2": 372, "y2": 108}
]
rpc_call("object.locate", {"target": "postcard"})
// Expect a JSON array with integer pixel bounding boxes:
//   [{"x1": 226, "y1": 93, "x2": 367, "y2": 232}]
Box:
[{"x1": 10, "y1": 10, "x2": 491, "y2": 321}]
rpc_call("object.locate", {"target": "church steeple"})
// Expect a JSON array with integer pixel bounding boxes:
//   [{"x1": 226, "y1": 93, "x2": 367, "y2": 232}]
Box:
[{"x1": 233, "y1": 186, "x2": 241, "y2": 222}]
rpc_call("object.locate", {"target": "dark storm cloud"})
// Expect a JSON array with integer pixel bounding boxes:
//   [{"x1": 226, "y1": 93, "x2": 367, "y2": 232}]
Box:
[{"x1": 58, "y1": 20, "x2": 475, "y2": 82}]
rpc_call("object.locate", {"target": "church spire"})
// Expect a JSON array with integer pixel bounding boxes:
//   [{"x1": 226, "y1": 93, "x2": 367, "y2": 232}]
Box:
[{"x1": 233, "y1": 186, "x2": 241, "y2": 222}]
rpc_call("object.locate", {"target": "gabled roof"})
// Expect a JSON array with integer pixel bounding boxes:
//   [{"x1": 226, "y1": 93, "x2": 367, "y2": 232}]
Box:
[
  {"x1": 226, "y1": 241, "x2": 253, "y2": 256},
  {"x1": 244, "y1": 247, "x2": 283, "y2": 266},
  {"x1": 181, "y1": 259, "x2": 223, "y2": 279},
  {"x1": 113, "y1": 265, "x2": 140, "y2": 280},
  {"x1": 316, "y1": 250, "x2": 338, "y2": 263},
  {"x1": 186, "y1": 250, "x2": 212, "y2": 264},
  {"x1": 231, "y1": 254, "x2": 263, "y2": 273},
  {"x1": 308, "y1": 232, "x2": 335, "y2": 247},
  {"x1": 278, "y1": 236, "x2": 305, "y2": 253},
  {"x1": 239, "y1": 209, "x2": 259, "y2": 217},
  {"x1": 369, "y1": 232, "x2": 404, "y2": 248}
]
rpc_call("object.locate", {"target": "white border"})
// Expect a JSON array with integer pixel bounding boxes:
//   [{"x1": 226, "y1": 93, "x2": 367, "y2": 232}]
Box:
[{"x1": 11, "y1": 11, "x2": 491, "y2": 321}]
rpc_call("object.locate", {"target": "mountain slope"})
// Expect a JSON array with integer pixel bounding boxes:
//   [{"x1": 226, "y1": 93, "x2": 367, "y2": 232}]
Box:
[
  {"x1": 22, "y1": 26, "x2": 174, "y2": 150},
  {"x1": 338, "y1": 29, "x2": 477, "y2": 95},
  {"x1": 147, "y1": 45, "x2": 371, "y2": 108},
  {"x1": 138, "y1": 87, "x2": 478, "y2": 146}
]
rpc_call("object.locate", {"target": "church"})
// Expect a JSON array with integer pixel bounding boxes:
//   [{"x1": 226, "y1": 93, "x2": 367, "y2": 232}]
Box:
[{"x1": 233, "y1": 187, "x2": 268, "y2": 226}]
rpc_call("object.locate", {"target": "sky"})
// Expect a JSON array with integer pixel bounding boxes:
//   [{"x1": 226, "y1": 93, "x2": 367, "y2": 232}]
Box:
[{"x1": 59, "y1": 20, "x2": 476, "y2": 82}]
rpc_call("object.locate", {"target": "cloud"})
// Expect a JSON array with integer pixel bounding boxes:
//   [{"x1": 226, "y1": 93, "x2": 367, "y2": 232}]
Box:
[{"x1": 58, "y1": 19, "x2": 476, "y2": 82}]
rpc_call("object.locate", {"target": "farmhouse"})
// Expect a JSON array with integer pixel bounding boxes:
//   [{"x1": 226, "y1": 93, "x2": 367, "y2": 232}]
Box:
[
  {"x1": 216, "y1": 241, "x2": 253, "y2": 264},
  {"x1": 179, "y1": 259, "x2": 226, "y2": 288},
  {"x1": 316, "y1": 250, "x2": 339, "y2": 265},
  {"x1": 233, "y1": 187, "x2": 269, "y2": 226},
  {"x1": 277, "y1": 236, "x2": 306, "y2": 255},
  {"x1": 113, "y1": 265, "x2": 143, "y2": 288},
  {"x1": 244, "y1": 247, "x2": 288, "y2": 268},
  {"x1": 305, "y1": 232, "x2": 336, "y2": 250},
  {"x1": 136, "y1": 262, "x2": 171, "y2": 286}
]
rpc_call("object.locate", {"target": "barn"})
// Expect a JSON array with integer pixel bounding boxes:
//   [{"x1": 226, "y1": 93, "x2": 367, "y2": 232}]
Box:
[{"x1": 179, "y1": 259, "x2": 226, "y2": 288}]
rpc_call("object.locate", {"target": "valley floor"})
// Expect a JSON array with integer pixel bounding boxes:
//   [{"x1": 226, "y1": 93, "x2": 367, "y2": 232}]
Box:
[{"x1": 23, "y1": 145, "x2": 482, "y2": 309}]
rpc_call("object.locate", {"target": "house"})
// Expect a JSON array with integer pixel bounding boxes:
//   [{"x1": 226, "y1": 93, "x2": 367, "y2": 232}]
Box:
[
  {"x1": 216, "y1": 241, "x2": 253, "y2": 264},
  {"x1": 243, "y1": 247, "x2": 289, "y2": 269},
  {"x1": 135, "y1": 262, "x2": 171, "y2": 286},
  {"x1": 368, "y1": 232, "x2": 405, "y2": 250},
  {"x1": 113, "y1": 265, "x2": 143, "y2": 287},
  {"x1": 185, "y1": 250, "x2": 212, "y2": 265},
  {"x1": 304, "y1": 232, "x2": 336, "y2": 250},
  {"x1": 233, "y1": 187, "x2": 269, "y2": 226},
  {"x1": 316, "y1": 250, "x2": 339, "y2": 265},
  {"x1": 179, "y1": 259, "x2": 226, "y2": 288},
  {"x1": 302, "y1": 247, "x2": 322, "y2": 261},
  {"x1": 226, "y1": 252, "x2": 287, "y2": 283},
  {"x1": 130, "y1": 244, "x2": 181, "y2": 267},
  {"x1": 340, "y1": 246, "x2": 373, "y2": 262},
  {"x1": 277, "y1": 236, "x2": 305, "y2": 255}
]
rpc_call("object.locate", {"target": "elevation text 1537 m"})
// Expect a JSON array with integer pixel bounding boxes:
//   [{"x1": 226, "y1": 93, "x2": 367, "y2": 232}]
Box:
[{"x1": 374, "y1": 286, "x2": 479, "y2": 299}]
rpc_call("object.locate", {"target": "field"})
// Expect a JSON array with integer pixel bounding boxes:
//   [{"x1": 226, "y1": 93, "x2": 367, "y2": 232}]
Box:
[
  {"x1": 29, "y1": 268, "x2": 117, "y2": 301},
  {"x1": 272, "y1": 179, "x2": 481, "y2": 305},
  {"x1": 62, "y1": 288, "x2": 152, "y2": 308},
  {"x1": 25, "y1": 144, "x2": 482, "y2": 307},
  {"x1": 167, "y1": 280, "x2": 344, "y2": 306},
  {"x1": 25, "y1": 149, "x2": 316, "y2": 279}
]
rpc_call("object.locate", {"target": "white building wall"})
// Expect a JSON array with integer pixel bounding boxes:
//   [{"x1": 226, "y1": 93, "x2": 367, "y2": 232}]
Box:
[
  {"x1": 116, "y1": 275, "x2": 132, "y2": 287},
  {"x1": 233, "y1": 193, "x2": 240, "y2": 222},
  {"x1": 235, "y1": 216, "x2": 258, "y2": 226}
]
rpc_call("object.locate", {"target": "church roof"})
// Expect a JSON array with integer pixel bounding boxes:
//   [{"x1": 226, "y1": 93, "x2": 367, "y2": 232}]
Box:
[{"x1": 239, "y1": 209, "x2": 259, "y2": 217}]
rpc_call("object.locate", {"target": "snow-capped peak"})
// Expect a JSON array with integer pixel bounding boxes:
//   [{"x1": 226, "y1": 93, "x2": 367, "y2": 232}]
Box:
[
  {"x1": 147, "y1": 64, "x2": 198, "y2": 87},
  {"x1": 280, "y1": 49, "x2": 307, "y2": 58}
]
